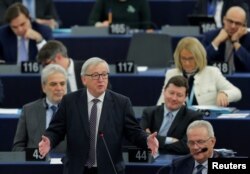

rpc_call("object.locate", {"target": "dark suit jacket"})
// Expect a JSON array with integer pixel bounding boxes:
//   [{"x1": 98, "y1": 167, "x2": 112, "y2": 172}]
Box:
[
  {"x1": 73, "y1": 60, "x2": 84, "y2": 90},
  {"x1": 44, "y1": 89, "x2": 148, "y2": 174},
  {"x1": 12, "y1": 98, "x2": 66, "y2": 153},
  {"x1": 0, "y1": 78, "x2": 3, "y2": 106},
  {"x1": 0, "y1": 0, "x2": 60, "y2": 25},
  {"x1": 0, "y1": 21, "x2": 53, "y2": 64},
  {"x1": 202, "y1": 28, "x2": 250, "y2": 72},
  {"x1": 169, "y1": 150, "x2": 227, "y2": 174},
  {"x1": 193, "y1": 0, "x2": 250, "y2": 26},
  {"x1": 140, "y1": 105, "x2": 203, "y2": 155}
]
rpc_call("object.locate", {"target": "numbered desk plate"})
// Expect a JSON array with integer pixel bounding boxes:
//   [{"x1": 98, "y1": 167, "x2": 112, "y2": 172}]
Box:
[
  {"x1": 26, "y1": 148, "x2": 46, "y2": 161},
  {"x1": 128, "y1": 148, "x2": 153, "y2": 163},
  {"x1": 212, "y1": 62, "x2": 229, "y2": 75},
  {"x1": 116, "y1": 61, "x2": 135, "y2": 73},
  {"x1": 109, "y1": 23, "x2": 127, "y2": 35},
  {"x1": 21, "y1": 61, "x2": 40, "y2": 73}
]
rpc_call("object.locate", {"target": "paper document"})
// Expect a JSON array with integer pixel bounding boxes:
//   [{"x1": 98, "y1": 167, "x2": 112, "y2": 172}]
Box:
[
  {"x1": 50, "y1": 158, "x2": 62, "y2": 164},
  {"x1": 217, "y1": 113, "x2": 249, "y2": 118},
  {"x1": 189, "y1": 105, "x2": 236, "y2": 113},
  {"x1": 0, "y1": 108, "x2": 20, "y2": 114}
]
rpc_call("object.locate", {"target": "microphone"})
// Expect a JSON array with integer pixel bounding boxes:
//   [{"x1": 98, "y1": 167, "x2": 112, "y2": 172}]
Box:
[
  {"x1": 193, "y1": 147, "x2": 208, "y2": 155},
  {"x1": 99, "y1": 132, "x2": 118, "y2": 174},
  {"x1": 155, "y1": 147, "x2": 208, "y2": 174}
]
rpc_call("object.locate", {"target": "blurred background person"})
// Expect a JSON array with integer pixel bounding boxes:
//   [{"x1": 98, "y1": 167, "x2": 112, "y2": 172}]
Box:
[
  {"x1": 0, "y1": 3, "x2": 53, "y2": 64},
  {"x1": 141, "y1": 75, "x2": 203, "y2": 155},
  {"x1": 37, "y1": 40, "x2": 84, "y2": 93},
  {"x1": 202, "y1": 6, "x2": 250, "y2": 73},
  {"x1": 157, "y1": 37, "x2": 241, "y2": 106},
  {"x1": 88, "y1": 0, "x2": 152, "y2": 30},
  {"x1": 12, "y1": 64, "x2": 67, "y2": 153},
  {"x1": 0, "y1": 79, "x2": 4, "y2": 106},
  {"x1": 193, "y1": 0, "x2": 250, "y2": 27},
  {"x1": 169, "y1": 120, "x2": 232, "y2": 174},
  {"x1": 0, "y1": 0, "x2": 60, "y2": 29}
]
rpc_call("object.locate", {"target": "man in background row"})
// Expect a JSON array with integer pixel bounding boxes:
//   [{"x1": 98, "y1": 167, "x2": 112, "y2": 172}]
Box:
[
  {"x1": 0, "y1": 0, "x2": 60, "y2": 29},
  {"x1": 170, "y1": 120, "x2": 232, "y2": 174},
  {"x1": 37, "y1": 40, "x2": 84, "y2": 93},
  {"x1": 12, "y1": 64, "x2": 67, "y2": 153},
  {"x1": 0, "y1": 79, "x2": 4, "y2": 106},
  {"x1": 0, "y1": 3, "x2": 53, "y2": 64},
  {"x1": 141, "y1": 75, "x2": 203, "y2": 155},
  {"x1": 203, "y1": 6, "x2": 250, "y2": 72},
  {"x1": 193, "y1": 0, "x2": 250, "y2": 27}
]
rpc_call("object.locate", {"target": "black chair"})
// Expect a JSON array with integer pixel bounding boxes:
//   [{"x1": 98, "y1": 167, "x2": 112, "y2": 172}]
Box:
[{"x1": 126, "y1": 33, "x2": 173, "y2": 68}]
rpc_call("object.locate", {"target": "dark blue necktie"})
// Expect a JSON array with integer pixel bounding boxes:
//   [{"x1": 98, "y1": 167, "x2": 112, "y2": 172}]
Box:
[
  {"x1": 50, "y1": 105, "x2": 57, "y2": 122},
  {"x1": 18, "y1": 37, "x2": 28, "y2": 63},
  {"x1": 86, "y1": 99, "x2": 99, "y2": 168},
  {"x1": 196, "y1": 164, "x2": 205, "y2": 174}
]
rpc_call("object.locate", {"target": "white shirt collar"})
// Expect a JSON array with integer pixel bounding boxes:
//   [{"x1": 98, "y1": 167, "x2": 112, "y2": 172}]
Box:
[
  {"x1": 87, "y1": 89, "x2": 105, "y2": 103},
  {"x1": 67, "y1": 58, "x2": 74, "y2": 76}
]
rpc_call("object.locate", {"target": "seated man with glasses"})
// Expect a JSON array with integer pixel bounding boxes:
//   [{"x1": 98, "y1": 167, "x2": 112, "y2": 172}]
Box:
[
  {"x1": 169, "y1": 120, "x2": 230, "y2": 174},
  {"x1": 202, "y1": 6, "x2": 250, "y2": 72}
]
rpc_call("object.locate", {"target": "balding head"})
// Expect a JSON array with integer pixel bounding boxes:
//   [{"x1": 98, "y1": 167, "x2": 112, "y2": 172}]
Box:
[
  {"x1": 225, "y1": 6, "x2": 247, "y2": 26},
  {"x1": 223, "y1": 6, "x2": 247, "y2": 36}
]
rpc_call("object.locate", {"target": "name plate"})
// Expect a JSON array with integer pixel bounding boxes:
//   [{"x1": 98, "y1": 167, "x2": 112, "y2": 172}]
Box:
[
  {"x1": 212, "y1": 62, "x2": 229, "y2": 74},
  {"x1": 26, "y1": 148, "x2": 46, "y2": 161},
  {"x1": 109, "y1": 23, "x2": 127, "y2": 35},
  {"x1": 200, "y1": 22, "x2": 216, "y2": 33},
  {"x1": 116, "y1": 61, "x2": 135, "y2": 73},
  {"x1": 128, "y1": 148, "x2": 149, "y2": 163},
  {"x1": 21, "y1": 61, "x2": 40, "y2": 73}
]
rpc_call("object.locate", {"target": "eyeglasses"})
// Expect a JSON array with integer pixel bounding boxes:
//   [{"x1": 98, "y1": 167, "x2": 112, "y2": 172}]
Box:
[
  {"x1": 85, "y1": 73, "x2": 109, "y2": 80},
  {"x1": 187, "y1": 137, "x2": 211, "y2": 147},
  {"x1": 225, "y1": 18, "x2": 245, "y2": 27},
  {"x1": 180, "y1": 57, "x2": 195, "y2": 62}
]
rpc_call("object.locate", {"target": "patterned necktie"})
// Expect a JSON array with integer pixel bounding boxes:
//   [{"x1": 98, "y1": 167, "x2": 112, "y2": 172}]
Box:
[
  {"x1": 50, "y1": 105, "x2": 58, "y2": 122},
  {"x1": 67, "y1": 80, "x2": 71, "y2": 93},
  {"x1": 196, "y1": 164, "x2": 205, "y2": 174},
  {"x1": 225, "y1": 40, "x2": 235, "y2": 73},
  {"x1": 86, "y1": 98, "x2": 99, "y2": 168},
  {"x1": 18, "y1": 37, "x2": 28, "y2": 63},
  {"x1": 159, "y1": 112, "x2": 174, "y2": 136}
]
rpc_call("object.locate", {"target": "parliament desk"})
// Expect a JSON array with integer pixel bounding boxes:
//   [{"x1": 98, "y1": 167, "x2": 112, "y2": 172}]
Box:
[
  {"x1": 54, "y1": 0, "x2": 196, "y2": 28},
  {"x1": 0, "y1": 153, "x2": 175, "y2": 174},
  {"x1": 1, "y1": 112, "x2": 250, "y2": 157},
  {"x1": 54, "y1": 31, "x2": 131, "y2": 64},
  {"x1": 0, "y1": 71, "x2": 250, "y2": 109},
  {"x1": 53, "y1": 30, "x2": 200, "y2": 65}
]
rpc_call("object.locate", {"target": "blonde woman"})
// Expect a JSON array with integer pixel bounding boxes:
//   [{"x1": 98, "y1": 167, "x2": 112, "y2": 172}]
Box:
[{"x1": 157, "y1": 37, "x2": 241, "y2": 106}]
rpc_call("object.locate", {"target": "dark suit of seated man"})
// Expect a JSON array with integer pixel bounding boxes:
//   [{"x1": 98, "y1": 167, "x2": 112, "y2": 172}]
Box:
[
  {"x1": 202, "y1": 6, "x2": 250, "y2": 72},
  {"x1": 140, "y1": 75, "x2": 203, "y2": 155},
  {"x1": 0, "y1": 3, "x2": 53, "y2": 64},
  {"x1": 169, "y1": 120, "x2": 229, "y2": 174},
  {"x1": 0, "y1": 78, "x2": 3, "y2": 106},
  {"x1": 12, "y1": 64, "x2": 67, "y2": 153}
]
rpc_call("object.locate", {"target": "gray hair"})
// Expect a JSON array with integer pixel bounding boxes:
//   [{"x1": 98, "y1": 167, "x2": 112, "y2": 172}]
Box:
[
  {"x1": 187, "y1": 120, "x2": 214, "y2": 138},
  {"x1": 41, "y1": 64, "x2": 68, "y2": 84},
  {"x1": 37, "y1": 40, "x2": 68, "y2": 63},
  {"x1": 80, "y1": 57, "x2": 109, "y2": 76}
]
